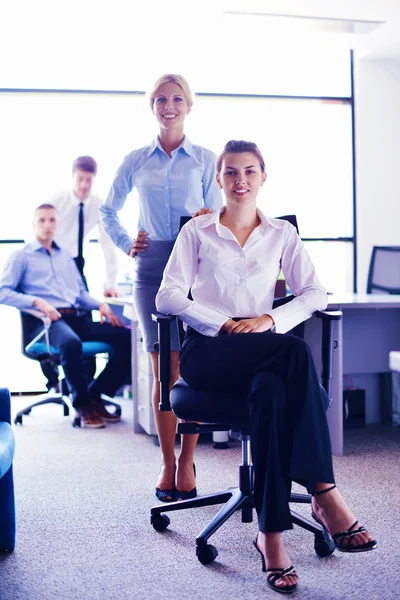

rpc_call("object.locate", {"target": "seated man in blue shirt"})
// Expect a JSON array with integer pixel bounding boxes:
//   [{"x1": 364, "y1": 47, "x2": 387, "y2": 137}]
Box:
[{"x1": 0, "y1": 204, "x2": 131, "y2": 429}]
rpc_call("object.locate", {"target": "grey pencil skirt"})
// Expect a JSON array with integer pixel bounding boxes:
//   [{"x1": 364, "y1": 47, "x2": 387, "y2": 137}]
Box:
[{"x1": 132, "y1": 240, "x2": 180, "y2": 353}]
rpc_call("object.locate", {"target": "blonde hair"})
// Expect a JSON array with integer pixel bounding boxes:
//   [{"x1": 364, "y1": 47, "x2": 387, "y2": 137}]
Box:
[{"x1": 148, "y1": 74, "x2": 194, "y2": 110}]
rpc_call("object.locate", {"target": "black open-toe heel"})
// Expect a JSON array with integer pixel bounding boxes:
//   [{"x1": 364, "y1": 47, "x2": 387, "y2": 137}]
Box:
[
  {"x1": 176, "y1": 463, "x2": 197, "y2": 501},
  {"x1": 253, "y1": 538, "x2": 298, "y2": 595},
  {"x1": 155, "y1": 465, "x2": 176, "y2": 502},
  {"x1": 311, "y1": 485, "x2": 377, "y2": 553},
  {"x1": 155, "y1": 487, "x2": 176, "y2": 502}
]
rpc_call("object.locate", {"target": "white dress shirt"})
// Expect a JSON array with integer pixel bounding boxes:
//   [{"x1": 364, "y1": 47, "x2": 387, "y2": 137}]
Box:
[
  {"x1": 156, "y1": 209, "x2": 328, "y2": 337},
  {"x1": 50, "y1": 190, "x2": 118, "y2": 289}
]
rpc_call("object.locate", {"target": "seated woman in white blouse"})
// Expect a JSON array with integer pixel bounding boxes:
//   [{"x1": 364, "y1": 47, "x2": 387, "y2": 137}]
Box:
[{"x1": 156, "y1": 140, "x2": 376, "y2": 594}]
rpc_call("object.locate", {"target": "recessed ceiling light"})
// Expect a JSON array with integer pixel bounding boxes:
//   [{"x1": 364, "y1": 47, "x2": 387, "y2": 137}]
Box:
[{"x1": 223, "y1": 11, "x2": 385, "y2": 35}]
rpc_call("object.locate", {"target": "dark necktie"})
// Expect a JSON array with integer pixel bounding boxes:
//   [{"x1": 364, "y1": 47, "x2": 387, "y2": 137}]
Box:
[{"x1": 76, "y1": 202, "x2": 85, "y2": 276}]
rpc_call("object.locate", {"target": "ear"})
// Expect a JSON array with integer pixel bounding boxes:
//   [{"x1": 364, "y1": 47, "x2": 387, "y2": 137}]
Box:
[
  {"x1": 260, "y1": 172, "x2": 267, "y2": 186},
  {"x1": 216, "y1": 172, "x2": 223, "y2": 189}
]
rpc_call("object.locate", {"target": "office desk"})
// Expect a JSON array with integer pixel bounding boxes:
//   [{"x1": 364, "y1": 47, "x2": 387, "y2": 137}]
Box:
[
  {"x1": 305, "y1": 294, "x2": 400, "y2": 456},
  {"x1": 106, "y1": 296, "x2": 157, "y2": 435}
]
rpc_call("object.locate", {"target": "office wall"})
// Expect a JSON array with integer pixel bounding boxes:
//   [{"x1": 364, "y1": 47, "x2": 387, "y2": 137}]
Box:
[{"x1": 354, "y1": 57, "x2": 400, "y2": 291}]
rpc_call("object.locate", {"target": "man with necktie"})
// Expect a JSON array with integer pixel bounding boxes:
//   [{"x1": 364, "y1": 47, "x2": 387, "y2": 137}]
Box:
[
  {"x1": 50, "y1": 155, "x2": 119, "y2": 293},
  {"x1": 43, "y1": 156, "x2": 120, "y2": 391}
]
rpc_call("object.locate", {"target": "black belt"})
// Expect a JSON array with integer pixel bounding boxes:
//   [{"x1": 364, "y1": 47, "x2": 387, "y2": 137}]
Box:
[{"x1": 57, "y1": 307, "x2": 88, "y2": 316}]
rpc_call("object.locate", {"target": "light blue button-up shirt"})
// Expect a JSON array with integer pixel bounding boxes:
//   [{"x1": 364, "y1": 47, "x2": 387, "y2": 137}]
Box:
[
  {"x1": 0, "y1": 240, "x2": 100, "y2": 311},
  {"x1": 99, "y1": 136, "x2": 223, "y2": 255}
]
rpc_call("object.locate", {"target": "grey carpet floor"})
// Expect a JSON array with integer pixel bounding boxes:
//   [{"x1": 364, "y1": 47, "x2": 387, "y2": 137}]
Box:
[{"x1": 0, "y1": 396, "x2": 399, "y2": 600}]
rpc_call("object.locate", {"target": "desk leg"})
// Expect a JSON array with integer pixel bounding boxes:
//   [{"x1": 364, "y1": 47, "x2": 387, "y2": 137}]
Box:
[
  {"x1": 326, "y1": 319, "x2": 343, "y2": 456},
  {"x1": 131, "y1": 322, "x2": 144, "y2": 434}
]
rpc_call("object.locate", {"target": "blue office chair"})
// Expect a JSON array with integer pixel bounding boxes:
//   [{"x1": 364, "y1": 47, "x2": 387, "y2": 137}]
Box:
[
  {"x1": 0, "y1": 387, "x2": 15, "y2": 553},
  {"x1": 14, "y1": 309, "x2": 122, "y2": 427},
  {"x1": 150, "y1": 216, "x2": 342, "y2": 565}
]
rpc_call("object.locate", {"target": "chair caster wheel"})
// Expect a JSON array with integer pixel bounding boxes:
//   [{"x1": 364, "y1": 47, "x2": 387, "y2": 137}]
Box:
[
  {"x1": 314, "y1": 530, "x2": 335, "y2": 557},
  {"x1": 14, "y1": 415, "x2": 23, "y2": 425},
  {"x1": 196, "y1": 544, "x2": 218, "y2": 565},
  {"x1": 72, "y1": 416, "x2": 81, "y2": 428},
  {"x1": 63, "y1": 406, "x2": 70, "y2": 416},
  {"x1": 151, "y1": 514, "x2": 170, "y2": 532}
]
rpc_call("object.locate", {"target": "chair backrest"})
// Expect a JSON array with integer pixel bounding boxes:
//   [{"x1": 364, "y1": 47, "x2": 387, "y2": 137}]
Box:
[{"x1": 367, "y1": 246, "x2": 400, "y2": 294}]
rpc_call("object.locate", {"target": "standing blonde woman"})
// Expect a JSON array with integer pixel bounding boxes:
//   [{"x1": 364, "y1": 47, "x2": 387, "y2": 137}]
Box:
[{"x1": 100, "y1": 74, "x2": 222, "y2": 502}]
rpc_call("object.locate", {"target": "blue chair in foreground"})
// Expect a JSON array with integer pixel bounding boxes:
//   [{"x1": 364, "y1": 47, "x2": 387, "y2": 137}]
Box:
[
  {"x1": 0, "y1": 387, "x2": 16, "y2": 553},
  {"x1": 15, "y1": 309, "x2": 122, "y2": 427}
]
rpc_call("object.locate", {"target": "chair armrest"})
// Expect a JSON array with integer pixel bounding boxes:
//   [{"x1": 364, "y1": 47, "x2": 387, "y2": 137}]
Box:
[
  {"x1": 20, "y1": 307, "x2": 51, "y2": 327},
  {"x1": 20, "y1": 308, "x2": 52, "y2": 353},
  {"x1": 315, "y1": 310, "x2": 342, "y2": 321},
  {"x1": 0, "y1": 388, "x2": 11, "y2": 424},
  {"x1": 316, "y1": 310, "x2": 343, "y2": 398},
  {"x1": 152, "y1": 307, "x2": 343, "y2": 412},
  {"x1": 151, "y1": 313, "x2": 177, "y2": 411}
]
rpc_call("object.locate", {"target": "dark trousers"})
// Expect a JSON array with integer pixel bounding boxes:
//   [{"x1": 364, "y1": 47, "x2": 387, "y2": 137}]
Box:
[
  {"x1": 40, "y1": 353, "x2": 96, "y2": 392},
  {"x1": 179, "y1": 328, "x2": 335, "y2": 532},
  {"x1": 31, "y1": 313, "x2": 131, "y2": 408},
  {"x1": 41, "y1": 257, "x2": 91, "y2": 388}
]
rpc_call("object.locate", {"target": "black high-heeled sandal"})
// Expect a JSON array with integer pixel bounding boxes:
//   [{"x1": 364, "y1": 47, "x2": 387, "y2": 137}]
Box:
[
  {"x1": 176, "y1": 463, "x2": 197, "y2": 501},
  {"x1": 311, "y1": 485, "x2": 377, "y2": 553},
  {"x1": 155, "y1": 487, "x2": 176, "y2": 502},
  {"x1": 253, "y1": 537, "x2": 298, "y2": 595},
  {"x1": 155, "y1": 465, "x2": 176, "y2": 502}
]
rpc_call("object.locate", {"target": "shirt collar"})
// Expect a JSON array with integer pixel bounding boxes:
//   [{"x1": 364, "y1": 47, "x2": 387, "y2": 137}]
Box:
[
  {"x1": 194, "y1": 207, "x2": 287, "y2": 240},
  {"x1": 195, "y1": 207, "x2": 270, "y2": 229},
  {"x1": 148, "y1": 136, "x2": 193, "y2": 157},
  {"x1": 70, "y1": 190, "x2": 91, "y2": 207},
  {"x1": 30, "y1": 239, "x2": 61, "y2": 252}
]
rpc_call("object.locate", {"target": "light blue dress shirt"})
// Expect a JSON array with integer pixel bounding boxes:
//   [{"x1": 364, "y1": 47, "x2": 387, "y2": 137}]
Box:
[
  {"x1": 100, "y1": 136, "x2": 223, "y2": 255},
  {"x1": 0, "y1": 240, "x2": 100, "y2": 311}
]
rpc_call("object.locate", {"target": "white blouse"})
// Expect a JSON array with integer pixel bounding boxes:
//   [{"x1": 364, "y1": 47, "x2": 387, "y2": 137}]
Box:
[{"x1": 156, "y1": 209, "x2": 328, "y2": 337}]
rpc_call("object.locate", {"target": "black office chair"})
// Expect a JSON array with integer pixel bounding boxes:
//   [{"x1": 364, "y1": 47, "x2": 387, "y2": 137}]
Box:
[
  {"x1": 15, "y1": 309, "x2": 122, "y2": 427},
  {"x1": 367, "y1": 246, "x2": 400, "y2": 294},
  {"x1": 150, "y1": 217, "x2": 342, "y2": 565}
]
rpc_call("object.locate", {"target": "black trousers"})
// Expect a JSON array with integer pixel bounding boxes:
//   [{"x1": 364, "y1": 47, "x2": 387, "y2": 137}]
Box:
[
  {"x1": 179, "y1": 328, "x2": 335, "y2": 533},
  {"x1": 29, "y1": 313, "x2": 131, "y2": 408}
]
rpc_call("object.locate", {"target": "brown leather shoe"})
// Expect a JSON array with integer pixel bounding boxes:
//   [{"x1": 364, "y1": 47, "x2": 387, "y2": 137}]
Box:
[
  {"x1": 77, "y1": 406, "x2": 105, "y2": 428},
  {"x1": 91, "y1": 400, "x2": 121, "y2": 423}
]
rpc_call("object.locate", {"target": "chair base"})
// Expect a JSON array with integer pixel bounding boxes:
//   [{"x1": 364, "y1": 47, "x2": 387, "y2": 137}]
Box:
[
  {"x1": 151, "y1": 461, "x2": 336, "y2": 564},
  {"x1": 14, "y1": 392, "x2": 122, "y2": 426},
  {"x1": 14, "y1": 392, "x2": 70, "y2": 425}
]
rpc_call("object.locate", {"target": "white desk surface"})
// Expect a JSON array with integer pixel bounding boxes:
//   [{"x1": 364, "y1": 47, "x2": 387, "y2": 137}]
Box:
[
  {"x1": 105, "y1": 295, "x2": 134, "y2": 306},
  {"x1": 390, "y1": 351, "x2": 400, "y2": 373},
  {"x1": 327, "y1": 293, "x2": 400, "y2": 309},
  {"x1": 112, "y1": 293, "x2": 400, "y2": 308}
]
